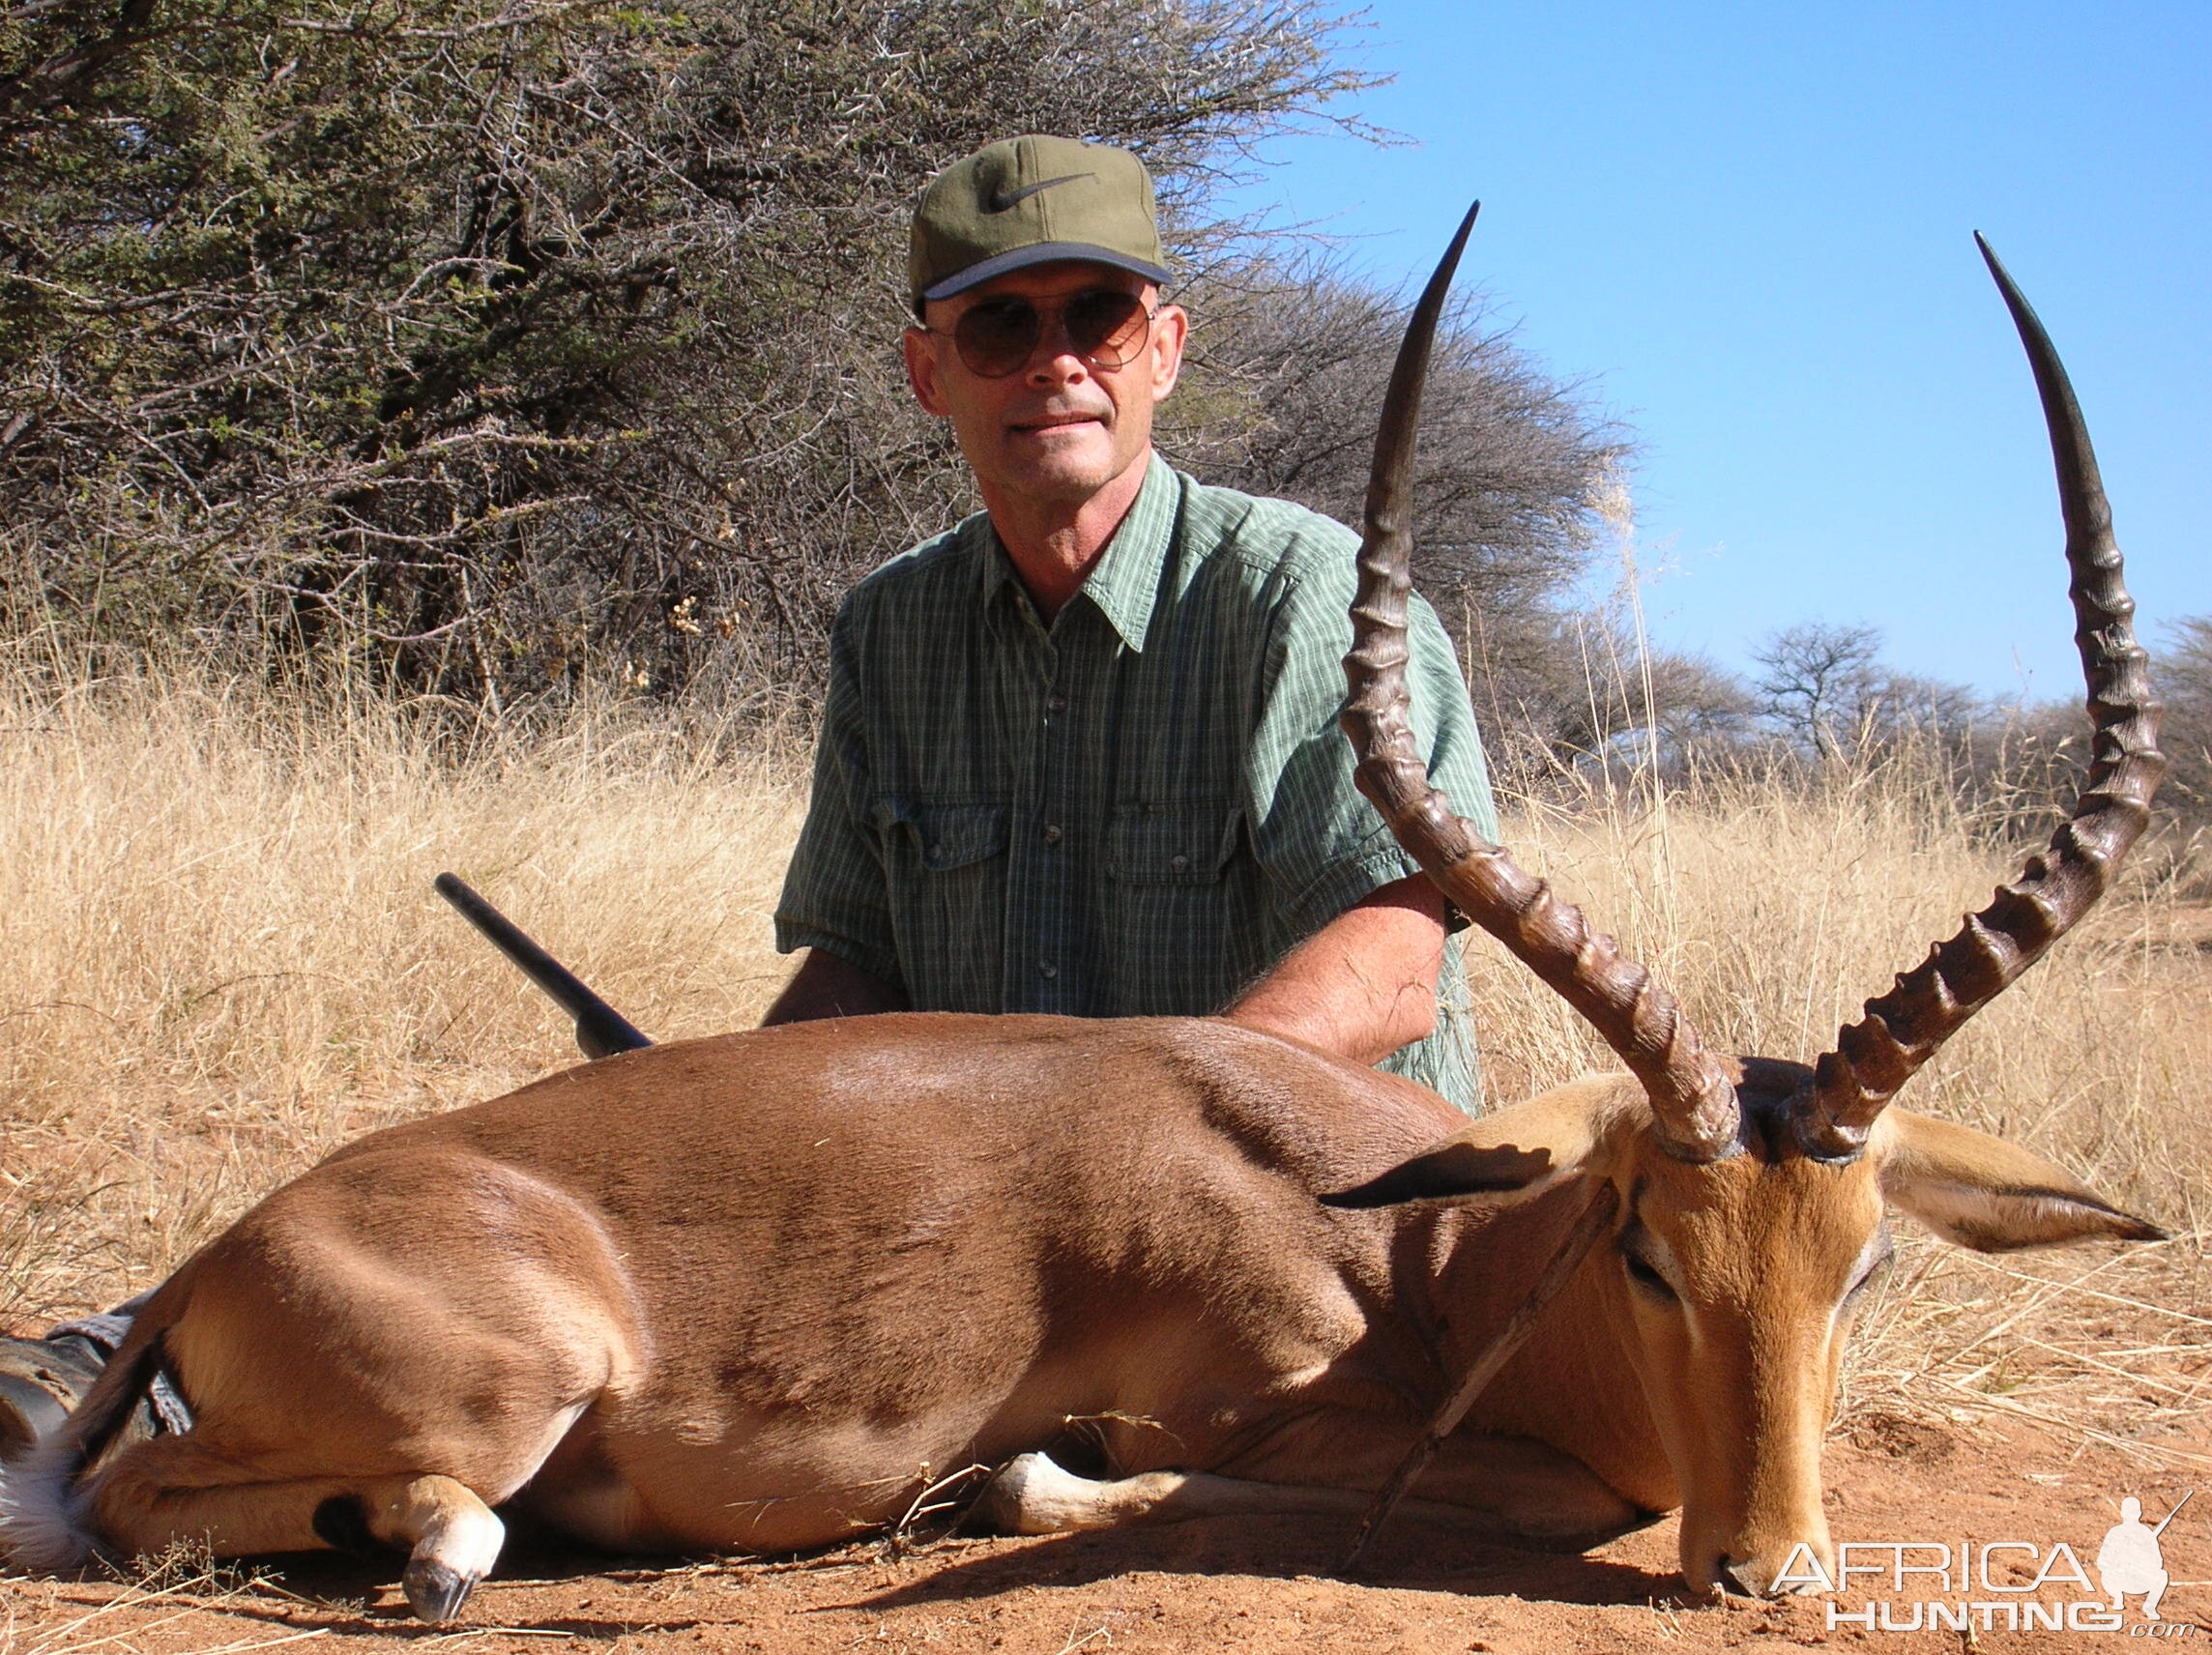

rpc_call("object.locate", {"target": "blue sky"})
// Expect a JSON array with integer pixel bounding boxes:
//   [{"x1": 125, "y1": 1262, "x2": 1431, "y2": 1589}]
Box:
[{"x1": 1215, "y1": 1, "x2": 2208, "y2": 700}]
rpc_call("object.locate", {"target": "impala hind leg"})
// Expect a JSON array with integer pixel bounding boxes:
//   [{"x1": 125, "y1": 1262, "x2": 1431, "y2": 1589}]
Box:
[
  {"x1": 329, "y1": 1473, "x2": 505, "y2": 1623},
  {"x1": 87, "y1": 1438, "x2": 507, "y2": 1623}
]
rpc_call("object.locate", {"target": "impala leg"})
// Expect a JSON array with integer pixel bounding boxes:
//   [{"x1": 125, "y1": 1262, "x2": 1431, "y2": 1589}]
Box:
[
  {"x1": 979, "y1": 1451, "x2": 1374, "y2": 1534},
  {"x1": 1398, "y1": 1430, "x2": 1655, "y2": 1546},
  {"x1": 980, "y1": 1429, "x2": 1647, "y2": 1551},
  {"x1": 1211, "y1": 1409, "x2": 1650, "y2": 1544},
  {"x1": 88, "y1": 1438, "x2": 506, "y2": 1623},
  {"x1": 369, "y1": 1475, "x2": 505, "y2": 1624}
]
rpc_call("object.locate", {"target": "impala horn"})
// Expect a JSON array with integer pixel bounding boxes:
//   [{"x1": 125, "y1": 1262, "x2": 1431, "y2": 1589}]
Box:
[
  {"x1": 1792, "y1": 237, "x2": 2167, "y2": 1160},
  {"x1": 1340, "y1": 202, "x2": 1744, "y2": 1164}
]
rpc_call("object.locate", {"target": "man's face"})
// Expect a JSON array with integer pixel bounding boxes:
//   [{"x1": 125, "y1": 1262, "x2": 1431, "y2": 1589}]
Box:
[{"x1": 902, "y1": 260, "x2": 1187, "y2": 512}]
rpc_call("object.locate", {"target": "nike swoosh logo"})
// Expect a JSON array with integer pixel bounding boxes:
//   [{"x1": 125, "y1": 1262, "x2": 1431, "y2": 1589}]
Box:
[{"x1": 986, "y1": 172, "x2": 1093, "y2": 213}]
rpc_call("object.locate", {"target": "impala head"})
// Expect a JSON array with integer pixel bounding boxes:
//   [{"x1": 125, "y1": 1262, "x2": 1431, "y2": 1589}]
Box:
[{"x1": 1336, "y1": 208, "x2": 2168, "y2": 1596}]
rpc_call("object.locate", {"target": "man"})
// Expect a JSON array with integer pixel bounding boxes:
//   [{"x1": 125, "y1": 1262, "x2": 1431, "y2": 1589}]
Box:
[
  {"x1": 765, "y1": 133, "x2": 1497, "y2": 1106},
  {"x1": 0, "y1": 134, "x2": 1499, "y2": 1452}
]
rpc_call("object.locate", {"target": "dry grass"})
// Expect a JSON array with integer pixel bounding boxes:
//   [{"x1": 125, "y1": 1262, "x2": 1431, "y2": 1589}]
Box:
[
  {"x1": 0, "y1": 654, "x2": 806, "y2": 1323},
  {"x1": 0, "y1": 1542, "x2": 329, "y2": 1655},
  {"x1": 0, "y1": 657, "x2": 2204, "y2": 1458}
]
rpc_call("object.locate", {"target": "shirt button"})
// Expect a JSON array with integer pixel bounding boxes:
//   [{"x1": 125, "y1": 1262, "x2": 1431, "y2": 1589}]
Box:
[
  {"x1": 1042, "y1": 824, "x2": 1062, "y2": 844},
  {"x1": 1169, "y1": 854, "x2": 1191, "y2": 873},
  {"x1": 1047, "y1": 695, "x2": 1068, "y2": 714},
  {"x1": 1038, "y1": 961, "x2": 1059, "y2": 979}
]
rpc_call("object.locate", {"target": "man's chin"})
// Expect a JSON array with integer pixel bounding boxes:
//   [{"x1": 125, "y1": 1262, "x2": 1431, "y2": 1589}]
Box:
[{"x1": 998, "y1": 433, "x2": 1139, "y2": 500}]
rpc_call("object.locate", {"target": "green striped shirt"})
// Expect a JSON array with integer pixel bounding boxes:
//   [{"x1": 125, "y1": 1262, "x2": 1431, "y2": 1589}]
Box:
[{"x1": 774, "y1": 454, "x2": 1497, "y2": 1110}]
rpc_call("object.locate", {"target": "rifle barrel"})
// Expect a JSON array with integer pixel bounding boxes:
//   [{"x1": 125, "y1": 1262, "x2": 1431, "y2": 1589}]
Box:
[
  {"x1": 2152, "y1": 1489, "x2": 2194, "y2": 1537},
  {"x1": 434, "y1": 873, "x2": 654, "y2": 1060}
]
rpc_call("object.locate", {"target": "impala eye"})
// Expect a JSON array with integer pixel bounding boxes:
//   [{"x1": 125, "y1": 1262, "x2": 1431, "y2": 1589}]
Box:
[{"x1": 1622, "y1": 1246, "x2": 1677, "y2": 1300}]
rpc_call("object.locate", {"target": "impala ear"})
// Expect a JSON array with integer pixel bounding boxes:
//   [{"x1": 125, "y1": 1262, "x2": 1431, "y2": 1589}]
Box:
[
  {"x1": 1323, "y1": 1084, "x2": 1615, "y2": 1209},
  {"x1": 1877, "y1": 1111, "x2": 2168, "y2": 1252},
  {"x1": 1322, "y1": 1138, "x2": 1559, "y2": 1208}
]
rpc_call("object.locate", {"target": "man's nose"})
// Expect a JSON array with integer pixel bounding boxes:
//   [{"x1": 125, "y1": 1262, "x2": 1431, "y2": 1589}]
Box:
[{"x1": 1023, "y1": 317, "x2": 1091, "y2": 383}]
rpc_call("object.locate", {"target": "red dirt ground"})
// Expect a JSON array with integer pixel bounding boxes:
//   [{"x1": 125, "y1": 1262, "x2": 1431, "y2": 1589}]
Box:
[{"x1": 6, "y1": 1415, "x2": 2205, "y2": 1655}]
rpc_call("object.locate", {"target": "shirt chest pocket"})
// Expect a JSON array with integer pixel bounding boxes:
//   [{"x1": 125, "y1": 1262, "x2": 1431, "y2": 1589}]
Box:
[
  {"x1": 1102, "y1": 799, "x2": 1255, "y2": 1015},
  {"x1": 872, "y1": 798, "x2": 1009, "y2": 1013},
  {"x1": 879, "y1": 798, "x2": 1009, "y2": 871},
  {"x1": 1105, "y1": 799, "x2": 1240, "y2": 885}
]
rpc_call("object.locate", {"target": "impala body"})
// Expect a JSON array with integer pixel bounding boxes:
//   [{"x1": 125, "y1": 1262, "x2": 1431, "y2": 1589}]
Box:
[
  {"x1": 0, "y1": 1015, "x2": 2156, "y2": 1612},
  {"x1": 0, "y1": 216, "x2": 2167, "y2": 1622}
]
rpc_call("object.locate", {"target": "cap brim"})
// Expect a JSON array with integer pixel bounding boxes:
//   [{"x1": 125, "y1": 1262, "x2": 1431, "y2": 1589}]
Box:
[{"x1": 920, "y1": 243, "x2": 1173, "y2": 303}]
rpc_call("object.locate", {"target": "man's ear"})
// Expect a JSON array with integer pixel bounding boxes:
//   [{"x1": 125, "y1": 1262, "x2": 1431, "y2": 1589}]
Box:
[
  {"x1": 1877, "y1": 1110, "x2": 2168, "y2": 1252},
  {"x1": 903, "y1": 324, "x2": 950, "y2": 417},
  {"x1": 1148, "y1": 302, "x2": 1188, "y2": 402},
  {"x1": 1322, "y1": 1082, "x2": 1617, "y2": 1209}
]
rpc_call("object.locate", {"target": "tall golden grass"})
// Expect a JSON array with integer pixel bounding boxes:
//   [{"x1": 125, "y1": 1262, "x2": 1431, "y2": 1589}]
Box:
[
  {"x1": 0, "y1": 655, "x2": 806, "y2": 1322},
  {"x1": 1, "y1": 657, "x2": 2204, "y2": 1456}
]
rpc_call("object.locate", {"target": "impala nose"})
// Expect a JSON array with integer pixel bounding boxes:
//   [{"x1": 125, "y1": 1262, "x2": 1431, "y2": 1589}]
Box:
[{"x1": 1718, "y1": 1555, "x2": 1778, "y2": 1598}]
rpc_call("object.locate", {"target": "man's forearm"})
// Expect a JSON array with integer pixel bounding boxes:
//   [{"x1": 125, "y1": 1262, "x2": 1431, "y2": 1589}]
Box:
[
  {"x1": 761, "y1": 947, "x2": 910, "y2": 1025},
  {"x1": 1222, "y1": 875, "x2": 1447, "y2": 1065}
]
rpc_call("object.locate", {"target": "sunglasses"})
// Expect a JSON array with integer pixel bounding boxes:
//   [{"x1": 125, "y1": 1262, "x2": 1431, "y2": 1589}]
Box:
[{"x1": 933, "y1": 288, "x2": 1157, "y2": 379}]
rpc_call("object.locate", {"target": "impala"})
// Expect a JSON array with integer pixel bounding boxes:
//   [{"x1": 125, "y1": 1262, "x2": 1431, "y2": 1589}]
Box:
[{"x1": 0, "y1": 211, "x2": 2166, "y2": 1623}]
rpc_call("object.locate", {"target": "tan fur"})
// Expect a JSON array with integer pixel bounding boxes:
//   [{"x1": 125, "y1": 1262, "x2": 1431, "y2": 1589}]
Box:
[
  {"x1": 5, "y1": 1014, "x2": 2159, "y2": 1616},
  {"x1": 1379, "y1": 1079, "x2": 2162, "y2": 1595}
]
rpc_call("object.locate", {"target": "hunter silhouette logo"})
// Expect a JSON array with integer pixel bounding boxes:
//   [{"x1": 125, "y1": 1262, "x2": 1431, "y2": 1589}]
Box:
[
  {"x1": 2099, "y1": 1493, "x2": 2191, "y2": 1622},
  {"x1": 1770, "y1": 1490, "x2": 2197, "y2": 1636}
]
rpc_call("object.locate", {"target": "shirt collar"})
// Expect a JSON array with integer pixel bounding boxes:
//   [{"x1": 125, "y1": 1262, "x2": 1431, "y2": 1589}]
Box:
[{"x1": 975, "y1": 453, "x2": 1179, "y2": 653}]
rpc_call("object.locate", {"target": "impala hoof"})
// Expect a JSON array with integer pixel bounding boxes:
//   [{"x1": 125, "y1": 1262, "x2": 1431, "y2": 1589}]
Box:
[{"x1": 402, "y1": 1556, "x2": 479, "y2": 1624}]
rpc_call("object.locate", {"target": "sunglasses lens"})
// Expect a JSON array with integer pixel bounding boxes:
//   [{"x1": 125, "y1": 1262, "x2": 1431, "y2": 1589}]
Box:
[
  {"x1": 1064, "y1": 290, "x2": 1150, "y2": 367},
  {"x1": 949, "y1": 290, "x2": 1152, "y2": 377},
  {"x1": 953, "y1": 300, "x2": 1042, "y2": 378}
]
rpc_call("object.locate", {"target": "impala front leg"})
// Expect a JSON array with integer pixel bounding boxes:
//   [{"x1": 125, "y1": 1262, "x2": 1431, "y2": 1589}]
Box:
[{"x1": 977, "y1": 1425, "x2": 1649, "y2": 1551}]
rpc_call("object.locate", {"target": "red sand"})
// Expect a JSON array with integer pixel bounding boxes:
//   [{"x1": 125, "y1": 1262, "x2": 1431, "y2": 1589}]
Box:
[{"x1": 6, "y1": 1415, "x2": 2205, "y2": 1653}]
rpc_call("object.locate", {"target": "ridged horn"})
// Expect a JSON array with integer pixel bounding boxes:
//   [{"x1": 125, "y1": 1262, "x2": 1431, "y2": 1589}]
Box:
[
  {"x1": 1794, "y1": 236, "x2": 2168, "y2": 1160},
  {"x1": 1340, "y1": 202, "x2": 1743, "y2": 1163}
]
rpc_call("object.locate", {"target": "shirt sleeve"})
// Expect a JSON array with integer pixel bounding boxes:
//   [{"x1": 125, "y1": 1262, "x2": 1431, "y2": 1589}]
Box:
[
  {"x1": 772, "y1": 599, "x2": 905, "y2": 985},
  {"x1": 1240, "y1": 536, "x2": 1499, "y2": 944}
]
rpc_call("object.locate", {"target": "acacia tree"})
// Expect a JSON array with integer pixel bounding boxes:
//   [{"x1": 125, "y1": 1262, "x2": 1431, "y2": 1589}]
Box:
[
  {"x1": 2, "y1": 0, "x2": 1360, "y2": 683},
  {"x1": 1751, "y1": 622, "x2": 1883, "y2": 762},
  {"x1": 2, "y1": 0, "x2": 1631, "y2": 710}
]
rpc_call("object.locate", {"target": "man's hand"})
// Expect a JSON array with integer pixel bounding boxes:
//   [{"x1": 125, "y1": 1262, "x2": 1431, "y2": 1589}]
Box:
[
  {"x1": 761, "y1": 948, "x2": 910, "y2": 1026},
  {"x1": 1222, "y1": 875, "x2": 1448, "y2": 1065}
]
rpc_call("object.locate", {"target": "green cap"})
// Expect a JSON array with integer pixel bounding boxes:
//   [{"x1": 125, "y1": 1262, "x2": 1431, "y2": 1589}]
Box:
[{"x1": 909, "y1": 135, "x2": 1171, "y2": 310}]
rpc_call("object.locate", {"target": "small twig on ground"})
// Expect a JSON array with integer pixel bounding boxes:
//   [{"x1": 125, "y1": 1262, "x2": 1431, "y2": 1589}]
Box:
[{"x1": 880, "y1": 1462, "x2": 991, "y2": 1559}]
